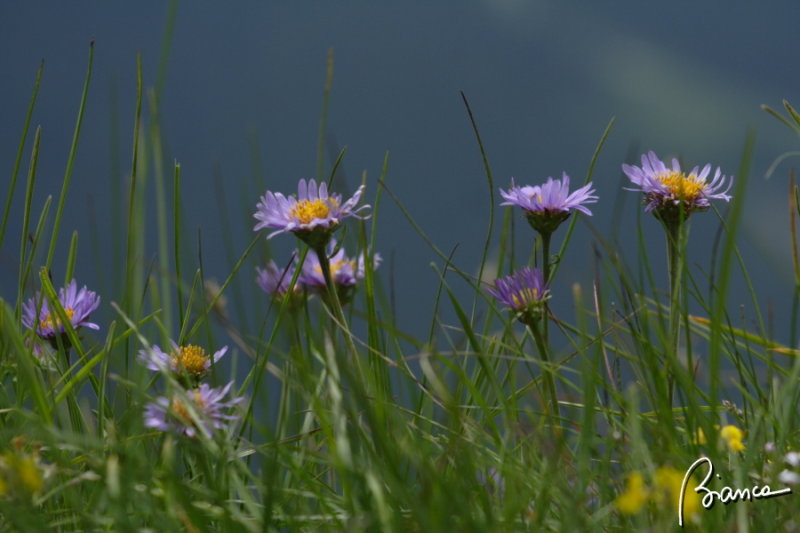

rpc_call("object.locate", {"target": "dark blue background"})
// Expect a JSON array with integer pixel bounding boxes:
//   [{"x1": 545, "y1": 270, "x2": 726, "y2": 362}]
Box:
[{"x1": 2, "y1": 2, "x2": 799, "y2": 347}]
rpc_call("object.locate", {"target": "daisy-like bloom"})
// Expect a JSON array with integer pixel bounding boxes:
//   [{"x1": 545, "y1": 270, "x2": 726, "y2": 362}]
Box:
[
  {"x1": 253, "y1": 178, "x2": 370, "y2": 247},
  {"x1": 138, "y1": 341, "x2": 227, "y2": 380},
  {"x1": 298, "y1": 239, "x2": 381, "y2": 289},
  {"x1": 622, "y1": 150, "x2": 732, "y2": 223},
  {"x1": 143, "y1": 382, "x2": 243, "y2": 438},
  {"x1": 256, "y1": 259, "x2": 299, "y2": 296},
  {"x1": 299, "y1": 240, "x2": 381, "y2": 305},
  {"x1": 499, "y1": 173, "x2": 597, "y2": 234},
  {"x1": 719, "y1": 424, "x2": 745, "y2": 452},
  {"x1": 22, "y1": 279, "x2": 100, "y2": 340},
  {"x1": 488, "y1": 267, "x2": 550, "y2": 322}
]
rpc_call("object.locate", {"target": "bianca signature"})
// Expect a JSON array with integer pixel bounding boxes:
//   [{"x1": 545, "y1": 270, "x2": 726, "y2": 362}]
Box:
[{"x1": 678, "y1": 457, "x2": 792, "y2": 526}]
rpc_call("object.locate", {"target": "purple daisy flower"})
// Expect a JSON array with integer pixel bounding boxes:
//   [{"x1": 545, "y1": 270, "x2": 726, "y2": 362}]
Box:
[
  {"x1": 253, "y1": 179, "x2": 370, "y2": 245},
  {"x1": 256, "y1": 259, "x2": 299, "y2": 296},
  {"x1": 298, "y1": 239, "x2": 382, "y2": 289},
  {"x1": 138, "y1": 341, "x2": 227, "y2": 379},
  {"x1": 500, "y1": 173, "x2": 597, "y2": 234},
  {"x1": 622, "y1": 150, "x2": 732, "y2": 220},
  {"x1": 143, "y1": 381, "x2": 243, "y2": 438},
  {"x1": 22, "y1": 279, "x2": 100, "y2": 339},
  {"x1": 488, "y1": 267, "x2": 550, "y2": 318}
]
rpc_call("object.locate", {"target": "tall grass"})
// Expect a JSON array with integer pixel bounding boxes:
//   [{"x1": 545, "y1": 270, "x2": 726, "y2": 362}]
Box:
[{"x1": 1, "y1": 44, "x2": 800, "y2": 532}]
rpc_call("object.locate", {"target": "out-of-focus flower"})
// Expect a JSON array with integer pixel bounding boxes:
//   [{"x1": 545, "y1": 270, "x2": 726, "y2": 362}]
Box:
[
  {"x1": 499, "y1": 173, "x2": 597, "y2": 234},
  {"x1": 654, "y1": 467, "x2": 700, "y2": 521},
  {"x1": 488, "y1": 267, "x2": 550, "y2": 322},
  {"x1": 22, "y1": 279, "x2": 100, "y2": 340},
  {"x1": 693, "y1": 427, "x2": 707, "y2": 445},
  {"x1": 24, "y1": 337, "x2": 57, "y2": 371},
  {"x1": 0, "y1": 438, "x2": 47, "y2": 500},
  {"x1": 143, "y1": 382, "x2": 243, "y2": 438},
  {"x1": 778, "y1": 470, "x2": 800, "y2": 485},
  {"x1": 785, "y1": 451, "x2": 800, "y2": 467},
  {"x1": 719, "y1": 425, "x2": 745, "y2": 452},
  {"x1": 253, "y1": 179, "x2": 369, "y2": 246},
  {"x1": 299, "y1": 239, "x2": 381, "y2": 289},
  {"x1": 615, "y1": 471, "x2": 648, "y2": 515},
  {"x1": 622, "y1": 150, "x2": 732, "y2": 222},
  {"x1": 256, "y1": 259, "x2": 299, "y2": 296},
  {"x1": 138, "y1": 341, "x2": 227, "y2": 380}
]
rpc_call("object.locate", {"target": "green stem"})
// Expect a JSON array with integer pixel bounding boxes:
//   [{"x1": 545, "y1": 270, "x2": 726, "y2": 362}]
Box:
[
  {"x1": 664, "y1": 220, "x2": 686, "y2": 409},
  {"x1": 540, "y1": 231, "x2": 553, "y2": 344},
  {"x1": 528, "y1": 319, "x2": 560, "y2": 421},
  {"x1": 312, "y1": 244, "x2": 358, "y2": 493}
]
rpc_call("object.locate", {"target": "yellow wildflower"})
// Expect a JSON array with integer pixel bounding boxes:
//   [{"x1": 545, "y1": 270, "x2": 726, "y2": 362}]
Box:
[
  {"x1": 694, "y1": 427, "x2": 707, "y2": 445},
  {"x1": 719, "y1": 425, "x2": 745, "y2": 452},
  {"x1": 615, "y1": 471, "x2": 649, "y2": 515},
  {"x1": 654, "y1": 467, "x2": 701, "y2": 520}
]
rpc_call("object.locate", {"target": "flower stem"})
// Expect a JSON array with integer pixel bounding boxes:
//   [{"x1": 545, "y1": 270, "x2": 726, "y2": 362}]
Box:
[
  {"x1": 540, "y1": 231, "x2": 553, "y2": 343},
  {"x1": 312, "y1": 244, "x2": 358, "y2": 479},
  {"x1": 664, "y1": 220, "x2": 686, "y2": 409},
  {"x1": 313, "y1": 245, "x2": 362, "y2": 372},
  {"x1": 528, "y1": 318, "x2": 560, "y2": 421}
]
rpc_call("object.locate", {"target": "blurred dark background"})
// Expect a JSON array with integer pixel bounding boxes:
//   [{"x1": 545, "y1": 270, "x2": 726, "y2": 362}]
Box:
[{"x1": 2, "y1": 1, "x2": 799, "y2": 347}]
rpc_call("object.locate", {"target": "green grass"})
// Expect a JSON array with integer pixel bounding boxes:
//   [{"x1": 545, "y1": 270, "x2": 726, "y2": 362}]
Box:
[{"x1": 2, "y1": 45, "x2": 800, "y2": 532}]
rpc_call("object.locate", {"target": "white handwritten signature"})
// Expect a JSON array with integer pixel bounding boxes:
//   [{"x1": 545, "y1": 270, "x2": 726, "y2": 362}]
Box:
[{"x1": 679, "y1": 457, "x2": 792, "y2": 526}]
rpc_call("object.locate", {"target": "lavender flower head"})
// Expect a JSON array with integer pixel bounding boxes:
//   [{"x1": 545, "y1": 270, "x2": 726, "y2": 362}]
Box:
[
  {"x1": 143, "y1": 381, "x2": 243, "y2": 438},
  {"x1": 622, "y1": 150, "x2": 732, "y2": 222},
  {"x1": 253, "y1": 178, "x2": 370, "y2": 247},
  {"x1": 299, "y1": 239, "x2": 381, "y2": 289},
  {"x1": 138, "y1": 341, "x2": 227, "y2": 379},
  {"x1": 256, "y1": 259, "x2": 298, "y2": 296},
  {"x1": 22, "y1": 279, "x2": 100, "y2": 339},
  {"x1": 500, "y1": 173, "x2": 597, "y2": 234},
  {"x1": 488, "y1": 267, "x2": 550, "y2": 322}
]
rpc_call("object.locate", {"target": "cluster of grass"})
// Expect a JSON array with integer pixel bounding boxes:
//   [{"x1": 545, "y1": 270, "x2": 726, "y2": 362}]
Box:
[{"x1": 2, "y1": 44, "x2": 800, "y2": 532}]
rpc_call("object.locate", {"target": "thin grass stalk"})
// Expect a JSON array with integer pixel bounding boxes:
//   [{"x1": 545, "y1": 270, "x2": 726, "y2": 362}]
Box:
[
  {"x1": 0, "y1": 60, "x2": 43, "y2": 251},
  {"x1": 17, "y1": 126, "x2": 42, "y2": 308},
  {"x1": 527, "y1": 318, "x2": 560, "y2": 421}
]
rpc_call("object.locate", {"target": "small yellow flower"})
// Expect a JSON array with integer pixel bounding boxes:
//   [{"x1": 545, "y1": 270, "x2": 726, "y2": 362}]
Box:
[
  {"x1": 654, "y1": 467, "x2": 701, "y2": 520},
  {"x1": 0, "y1": 450, "x2": 44, "y2": 498},
  {"x1": 694, "y1": 427, "x2": 707, "y2": 445},
  {"x1": 720, "y1": 425, "x2": 745, "y2": 452},
  {"x1": 13, "y1": 455, "x2": 43, "y2": 494},
  {"x1": 615, "y1": 471, "x2": 649, "y2": 515}
]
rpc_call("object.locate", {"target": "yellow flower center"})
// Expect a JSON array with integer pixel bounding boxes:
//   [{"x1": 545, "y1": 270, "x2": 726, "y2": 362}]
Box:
[
  {"x1": 657, "y1": 171, "x2": 706, "y2": 202},
  {"x1": 511, "y1": 288, "x2": 540, "y2": 310},
  {"x1": 314, "y1": 258, "x2": 355, "y2": 279},
  {"x1": 170, "y1": 390, "x2": 205, "y2": 425},
  {"x1": 171, "y1": 345, "x2": 210, "y2": 376},
  {"x1": 290, "y1": 198, "x2": 334, "y2": 224},
  {"x1": 39, "y1": 307, "x2": 75, "y2": 330}
]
